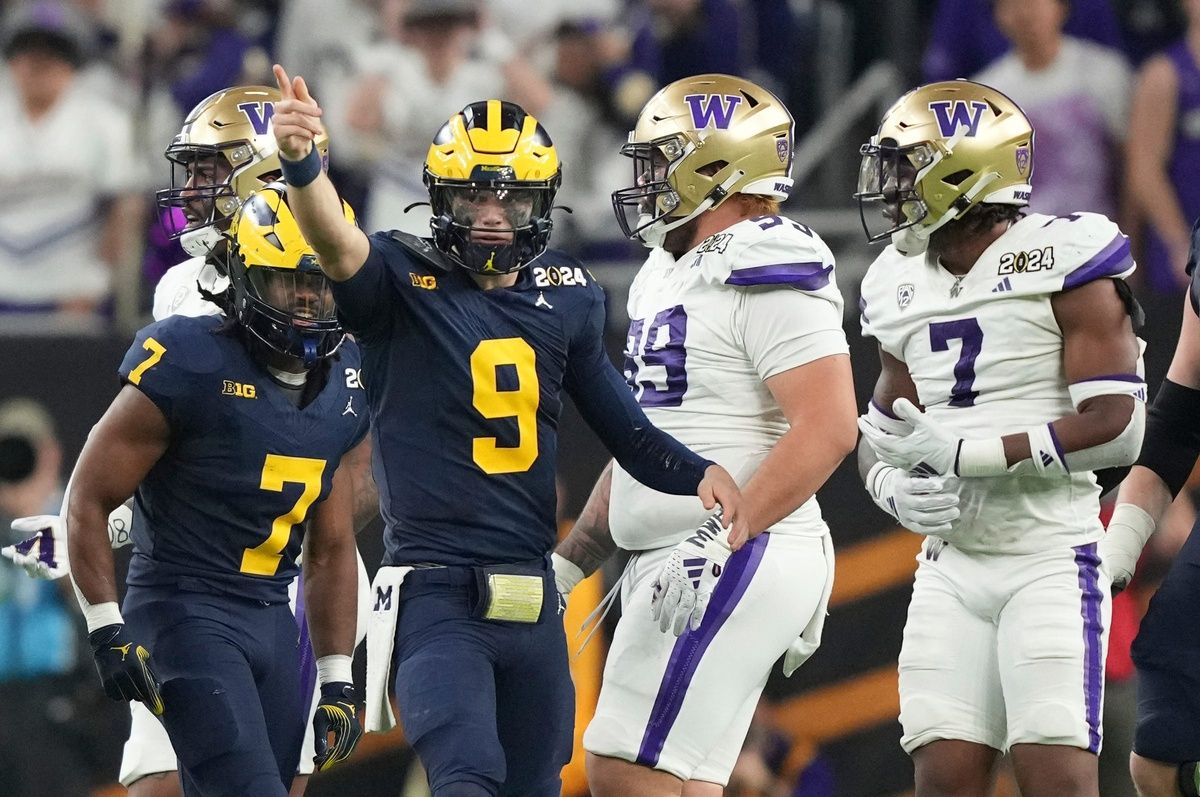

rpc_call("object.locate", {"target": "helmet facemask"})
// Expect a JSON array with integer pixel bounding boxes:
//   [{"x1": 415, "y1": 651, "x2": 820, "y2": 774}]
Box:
[
  {"x1": 226, "y1": 187, "x2": 349, "y2": 369},
  {"x1": 156, "y1": 143, "x2": 240, "y2": 259},
  {"x1": 427, "y1": 172, "x2": 557, "y2": 275},
  {"x1": 611, "y1": 134, "x2": 688, "y2": 245},
  {"x1": 855, "y1": 138, "x2": 939, "y2": 245}
]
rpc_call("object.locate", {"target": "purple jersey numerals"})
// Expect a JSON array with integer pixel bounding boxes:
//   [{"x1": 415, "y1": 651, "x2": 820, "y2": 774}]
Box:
[
  {"x1": 624, "y1": 305, "x2": 689, "y2": 407},
  {"x1": 928, "y1": 318, "x2": 983, "y2": 407}
]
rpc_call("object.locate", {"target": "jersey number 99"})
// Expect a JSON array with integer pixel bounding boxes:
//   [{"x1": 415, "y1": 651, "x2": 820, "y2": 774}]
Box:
[{"x1": 471, "y1": 338, "x2": 540, "y2": 474}]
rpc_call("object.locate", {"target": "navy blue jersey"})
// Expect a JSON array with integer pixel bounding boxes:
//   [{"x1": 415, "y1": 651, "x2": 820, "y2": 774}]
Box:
[
  {"x1": 118, "y1": 315, "x2": 369, "y2": 601},
  {"x1": 331, "y1": 233, "x2": 709, "y2": 567}
]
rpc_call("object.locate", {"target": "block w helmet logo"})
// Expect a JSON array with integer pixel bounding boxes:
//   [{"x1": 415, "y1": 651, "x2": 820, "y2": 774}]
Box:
[
  {"x1": 855, "y1": 80, "x2": 1034, "y2": 256},
  {"x1": 612, "y1": 73, "x2": 795, "y2": 247}
]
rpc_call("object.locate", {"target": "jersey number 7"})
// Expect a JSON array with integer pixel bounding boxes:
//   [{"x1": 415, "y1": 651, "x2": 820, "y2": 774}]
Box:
[{"x1": 241, "y1": 454, "x2": 327, "y2": 576}]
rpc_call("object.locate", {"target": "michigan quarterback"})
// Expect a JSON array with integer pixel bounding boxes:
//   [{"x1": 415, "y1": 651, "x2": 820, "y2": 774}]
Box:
[
  {"x1": 550, "y1": 73, "x2": 856, "y2": 796},
  {"x1": 855, "y1": 80, "x2": 1144, "y2": 796},
  {"x1": 271, "y1": 64, "x2": 744, "y2": 796},
  {"x1": 4, "y1": 87, "x2": 373, "y2": 797}
]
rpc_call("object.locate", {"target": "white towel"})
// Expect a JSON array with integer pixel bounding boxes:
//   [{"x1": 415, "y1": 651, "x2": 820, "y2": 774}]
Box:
[
  {"x1": 782, "y1": 533, "x2": 836, "y2": 677},
  {"x1": 365, "y1": 565, "x2": 412, "y2": 732}
]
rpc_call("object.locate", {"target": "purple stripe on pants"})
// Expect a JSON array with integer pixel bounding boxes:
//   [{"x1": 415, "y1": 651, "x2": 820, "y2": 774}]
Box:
[
  {"x1": 294, "y1": 576, "x2": 318, "y2": 713},
  {"x1": 1073, "y1": 542, "x2": 1104, "y2": 753},
  {"x1": 636, "y1": 533, "x2": 770, "y2": 766}
]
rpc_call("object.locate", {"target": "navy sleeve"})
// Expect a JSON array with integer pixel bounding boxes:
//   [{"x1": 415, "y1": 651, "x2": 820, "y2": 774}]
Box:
[
  {"x1": 329, "y1": 232, "x2": 403, "y2": 339},
  {"x1": 118, "y1": 317, "x2": 219, "y2": 430},
  {"x1": 563, "y1": 290, "x2": 713, "y2": 496}
]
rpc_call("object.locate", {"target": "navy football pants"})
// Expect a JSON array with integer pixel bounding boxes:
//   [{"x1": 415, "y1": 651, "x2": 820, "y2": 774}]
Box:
[
  {"x1": 124, "y1": 584, "x2": 305, "y2": 797},
  {"x1": 392, "y1": 566, "x2": 574, "y2": 796}
]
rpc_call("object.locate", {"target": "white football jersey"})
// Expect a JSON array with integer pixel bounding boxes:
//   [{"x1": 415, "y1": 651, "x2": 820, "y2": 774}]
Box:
[
  {"x1": 860, "y1": 212, "x2": 1136, "y2": 554},
  {"x1": 151, "y1": 256, "x2": 226, "y2": 321},
  {"x1": 609, "y1": 216, "x2": 849, "y2": 550}
]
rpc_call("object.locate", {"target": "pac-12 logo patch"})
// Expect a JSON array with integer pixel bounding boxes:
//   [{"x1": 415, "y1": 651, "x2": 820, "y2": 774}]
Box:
[
  {"x1": 1015, "y1": 145, "x2": 1031, "y2": 174},
  {"x1": 897, "y1": 283, "x2": 915, "y2": 310}
]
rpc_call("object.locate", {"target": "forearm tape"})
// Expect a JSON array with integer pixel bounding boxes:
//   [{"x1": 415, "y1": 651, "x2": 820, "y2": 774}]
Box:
[{"x1": 1136, "y1": 379, "x2": 1200, "y2": 497}]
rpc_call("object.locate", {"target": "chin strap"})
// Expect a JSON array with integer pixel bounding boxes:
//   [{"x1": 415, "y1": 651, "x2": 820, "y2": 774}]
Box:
[{"x1": 638, "y1": 170, "x2": 745, "y2": 247}]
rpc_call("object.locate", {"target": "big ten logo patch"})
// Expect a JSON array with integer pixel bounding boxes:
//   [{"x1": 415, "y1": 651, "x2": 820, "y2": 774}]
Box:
[
  {"x1": 533, "y1": 265, "x2": 589, "y2": 287},
  {"x1": 410, "y1": 273, "x2": 437, "y2": 290},
  {"x1": 998, "y1": 246, "x2": 1054, "y2": 275},
  {"x1": 222, "y1": 380, "x2": 257, "y2": 399}
]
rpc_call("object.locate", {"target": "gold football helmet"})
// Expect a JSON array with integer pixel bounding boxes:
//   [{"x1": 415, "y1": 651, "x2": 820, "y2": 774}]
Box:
[
  {"x1": 226, "y1": 183, "x2": 354, "y2": 367},
  {"x1": 855, "y1": 79, "x2": 1034, "y2": 255},
  {"x1": 156, "y1": 85, "x2": 331, "y2": 258},
  {"x1": 424, "y1": 99, "x2": 561, "y2": 275},
  {"x1": 612, "y1": 74, "x2": 794, "y2": 246}
]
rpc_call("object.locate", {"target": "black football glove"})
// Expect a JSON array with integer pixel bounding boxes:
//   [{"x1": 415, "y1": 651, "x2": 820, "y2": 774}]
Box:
[
  {"x1": 89, "y1": 623, "x2": 164, "y2": 716},
  {"x1": 312, "y1": 682, "x2": 362, "y2": 772}
]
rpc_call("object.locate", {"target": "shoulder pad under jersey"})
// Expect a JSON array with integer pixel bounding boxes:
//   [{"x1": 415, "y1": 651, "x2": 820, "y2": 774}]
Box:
[{"x1": 694, "y1": 215, "x2": 838, "y2": 294}]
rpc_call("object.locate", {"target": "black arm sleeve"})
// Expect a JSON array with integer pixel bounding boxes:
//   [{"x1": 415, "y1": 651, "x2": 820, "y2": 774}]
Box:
[
  {"x1": 564, "y1": 292, "x2": 713, "y2": 496},
  {"x1": 1135, "y1": 379, "x2": 1200, "y2": 497}
]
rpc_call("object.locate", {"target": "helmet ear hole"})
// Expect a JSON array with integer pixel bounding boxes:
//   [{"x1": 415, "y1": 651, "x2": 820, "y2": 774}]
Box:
[
  {"x1": 697, "y1": 160, "x2": 728, "y2": 177},
  {"x1": 943, "y1": 169, "x2": 973, "y2": 186}
]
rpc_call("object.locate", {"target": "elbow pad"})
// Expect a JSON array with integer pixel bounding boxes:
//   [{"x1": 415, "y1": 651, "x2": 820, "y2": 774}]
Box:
[
  {"x1": 1065, "y1": 377, "x2": 1147, "y2": 472},
  {"x1": 1025, "y1": 377, "x2": 1147, "y2": 476}
]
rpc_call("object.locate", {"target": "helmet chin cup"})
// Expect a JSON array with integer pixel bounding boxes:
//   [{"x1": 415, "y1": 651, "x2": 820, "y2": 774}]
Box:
[
  {"x1": 891, "y1": 226, "x2": 929, "y2": 257},
  {"x1": 181, "y1": 226, "x2": 223, "y2": 258}
]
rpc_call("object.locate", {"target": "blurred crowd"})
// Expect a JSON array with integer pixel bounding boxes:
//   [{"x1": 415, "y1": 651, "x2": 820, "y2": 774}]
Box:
[{"x1": 6, "y1": 1, "x2": 1200, "y2": 795}]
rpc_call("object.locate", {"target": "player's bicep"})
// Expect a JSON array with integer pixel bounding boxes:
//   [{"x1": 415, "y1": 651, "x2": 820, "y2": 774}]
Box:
[
  {"x1": 72, "y1": 385, "x2": 171, "y2": 513},
  {"x1": 1053, "y1": 278, "x2": 1140, "y2": 385},
  {"x1": 328, "y1": 235, "x2": 400, "y2": 337},
  {"x1": 765, "y1": 354, "x2": 856, "y2": 441}
]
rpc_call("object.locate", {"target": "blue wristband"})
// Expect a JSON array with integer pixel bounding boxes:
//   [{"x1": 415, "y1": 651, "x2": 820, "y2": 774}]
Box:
[{"x1": 279, "y1": 146, "x2": 323, "y2": 188}]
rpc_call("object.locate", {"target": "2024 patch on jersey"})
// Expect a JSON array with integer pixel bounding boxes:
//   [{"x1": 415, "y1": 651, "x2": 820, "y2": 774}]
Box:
[
  {"x1": 860, "y1": 211, "x2": 1136, "y2": 554},
  {"x1": 118, "y1": 314, "x2": 369, "y2": 602},
  {"x1": 610, "y1": 215, "x2": 849, "y2": 550}
]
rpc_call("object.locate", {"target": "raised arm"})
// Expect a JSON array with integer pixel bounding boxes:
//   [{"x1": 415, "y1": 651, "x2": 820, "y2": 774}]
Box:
[{"x1": 272, "y1": 64, "x2": 370, "y2": 282}]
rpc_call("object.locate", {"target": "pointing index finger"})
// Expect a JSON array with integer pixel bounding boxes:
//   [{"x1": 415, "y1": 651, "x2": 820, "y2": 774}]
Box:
[{"x1": 273, "y1": 64, "x2": 294, "y2": 99}]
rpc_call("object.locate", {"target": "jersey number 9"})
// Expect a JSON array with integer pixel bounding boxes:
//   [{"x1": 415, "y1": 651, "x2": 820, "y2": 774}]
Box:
[{"x1": 471, "y1": 338, "x2": 540, "y2": 474}]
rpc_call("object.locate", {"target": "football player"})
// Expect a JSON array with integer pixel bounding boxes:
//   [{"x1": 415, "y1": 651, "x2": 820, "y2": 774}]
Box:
[
  {"x1": 551, "y1": 74, "x2": 856, "y2": 796},
  {"x1": 1099, "y1": 215, "x2": 1200, "y2": 797},
  {"x1": 855, "y1": 80, "x2": 1144, "y2": 796},
  {"x1": 270, "y1": 65, "x2": 744, "y2": 796},
  {"x1": 66, "y1": 184, "x2": 367, "y2": 797},
  {"x1": 3, "y1": 86, "x2": 372, "y2": 797}
]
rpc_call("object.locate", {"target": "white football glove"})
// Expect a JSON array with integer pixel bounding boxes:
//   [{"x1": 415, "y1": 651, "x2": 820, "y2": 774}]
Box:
[
  {"x1": 4, "y1": 515, "x2": 70, "y2": 579},
  {"x1": 550, "y1": 552, "x2": 585, "y2": 613},
  {"x1": 1099, "y1": 503, "x2": 1155, "y2": 594},
  {"x1": 650, "y1": 514, "x2": 732, "y2": 636},
  {"x1": 858, "y1": 398, "x2": 961, "y2": 477},
  {"x1": 866, "y1": 462, "x2": 961, "y2": 536},
  {"x1": 2, "y1": 504, "x2": 134, "y2": 580}
]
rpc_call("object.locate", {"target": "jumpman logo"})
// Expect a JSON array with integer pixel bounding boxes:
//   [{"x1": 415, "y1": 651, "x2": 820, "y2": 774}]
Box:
[
  {"x1": 343, "y1": 398, "x2": 357, "y2": 417},
  {"x1": 536, "y1": 292, "x2": 553, "y2": 310}
]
